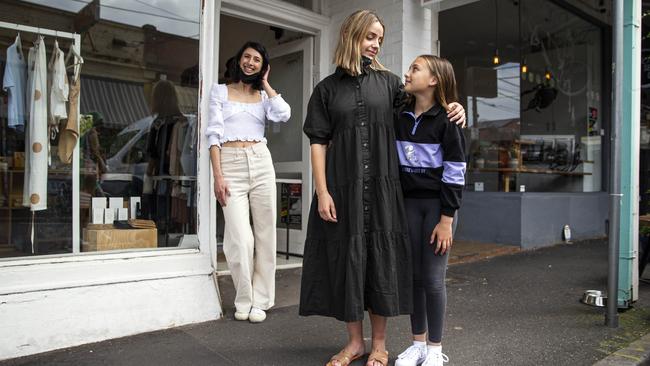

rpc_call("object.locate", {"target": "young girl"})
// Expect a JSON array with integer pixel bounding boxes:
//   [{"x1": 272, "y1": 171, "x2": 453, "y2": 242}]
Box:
[{"x1": 394, "y1": 55, "x2": 466, "y2": 366}]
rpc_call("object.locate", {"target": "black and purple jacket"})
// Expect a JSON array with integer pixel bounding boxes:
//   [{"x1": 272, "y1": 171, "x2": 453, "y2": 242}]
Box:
[{"x1": 394, "y1": 103, "x2": 466, "y2": 217}]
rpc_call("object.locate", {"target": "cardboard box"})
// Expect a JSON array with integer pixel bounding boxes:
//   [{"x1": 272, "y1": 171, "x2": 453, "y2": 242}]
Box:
[{"x1": 82, "y1": 225, "x2": 157, "y2": 251}]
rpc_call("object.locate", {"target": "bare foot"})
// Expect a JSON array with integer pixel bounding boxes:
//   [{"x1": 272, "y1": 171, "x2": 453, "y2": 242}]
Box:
[{"x1": 329, "y1": 342, "x2": 365, "y2": 366}]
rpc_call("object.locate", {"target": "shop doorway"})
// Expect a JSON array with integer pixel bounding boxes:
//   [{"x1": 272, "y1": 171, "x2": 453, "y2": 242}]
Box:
[{"x1": 215, "y1": 13, "x2": 314, "y2": 272}]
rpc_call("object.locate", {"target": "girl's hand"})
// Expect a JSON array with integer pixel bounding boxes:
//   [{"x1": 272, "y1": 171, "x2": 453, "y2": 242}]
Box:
[
  {"x1": 447, "y1": 102, "x2": 467, "y2": 128},
  {"x1": 430, "y1": 218, "x2": 454, "y2": 255},
  {"x1": 317, "y1": 191, "x2": 338, "y2": 223},
  {"x1": 214, "y1": 176, "x2": 230, "y2": 207}
]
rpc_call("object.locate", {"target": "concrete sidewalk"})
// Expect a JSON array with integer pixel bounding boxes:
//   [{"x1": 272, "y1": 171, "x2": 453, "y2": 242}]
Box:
[{"x1": 4, "y1": 239, "x2": 650, "y2": 366}]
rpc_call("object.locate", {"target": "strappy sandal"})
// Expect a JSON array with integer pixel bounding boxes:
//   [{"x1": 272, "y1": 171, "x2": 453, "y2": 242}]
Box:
[
  {"x1": 367, "y1": 349, "x2": 389, "y2": 366},
  {"x1": 326, "y1": 349, "x2": 363, "y2": 366}
]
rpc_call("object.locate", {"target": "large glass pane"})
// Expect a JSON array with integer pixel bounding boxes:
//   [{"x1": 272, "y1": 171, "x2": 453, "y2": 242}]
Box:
[
  {"x1": 0, "y1": 0, "x2": 200, "y2": 257},
  {"x1": 440, "y1": 0, "x2": 603, "y2": 192},
  {"x1": 519, "y1": 0, "x2": 603, "y2": 192},
  {"x1": 440, "y1": 0, "x2": 521, "y2": 192}
]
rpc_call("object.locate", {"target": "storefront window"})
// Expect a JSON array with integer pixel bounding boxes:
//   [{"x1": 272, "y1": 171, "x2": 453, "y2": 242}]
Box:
[
  {"x1": 0, "y1": 0, "x2": 199, "y2": 257},
  {"x1": 440, "y1": 0, "x2": 603, "y2": 192}
]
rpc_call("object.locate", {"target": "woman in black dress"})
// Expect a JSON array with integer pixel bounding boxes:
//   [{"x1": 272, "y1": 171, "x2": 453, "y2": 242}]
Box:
[{"x1": 299, "y1": 10, "x2": 466, "y2": 366}]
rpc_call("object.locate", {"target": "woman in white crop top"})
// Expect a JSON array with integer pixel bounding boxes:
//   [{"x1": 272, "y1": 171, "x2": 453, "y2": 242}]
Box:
[{"x1": 206, "y1": 41, "x2": 291, "y2": 323}]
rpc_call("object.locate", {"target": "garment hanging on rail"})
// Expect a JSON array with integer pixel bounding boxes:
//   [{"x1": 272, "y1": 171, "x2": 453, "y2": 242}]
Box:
[
  {"x1": 48, "y1": 39, "x2": 68, "y2": 130},
  {"x1": 58, "y1": 49, "x2": 82, "y2": 165},
  {"x1": 2, "y1": 34, "x2": 27, "y2": 129},
  {"x1": 23, "y1": 36, "x2": 48, "y2": 211}
]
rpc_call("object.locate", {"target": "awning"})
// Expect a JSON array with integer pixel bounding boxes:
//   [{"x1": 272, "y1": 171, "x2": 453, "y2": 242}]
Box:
[{"x1": 80, "y1": 77, "x2": 151, "y2": 129}]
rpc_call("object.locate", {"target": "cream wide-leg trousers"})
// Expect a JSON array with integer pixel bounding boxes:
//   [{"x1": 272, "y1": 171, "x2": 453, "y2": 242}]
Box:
[{"x1": 220, "y1": 142, "x2": 277, "y2": 313}]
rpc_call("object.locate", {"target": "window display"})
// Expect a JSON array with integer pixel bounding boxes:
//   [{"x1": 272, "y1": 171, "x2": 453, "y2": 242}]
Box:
[
  {"x1": 0, "y1": 0, "x2": 200, "y2": 257},
  {"x1": 440, "y1": 0, "x2": 603, "y2": 192}
]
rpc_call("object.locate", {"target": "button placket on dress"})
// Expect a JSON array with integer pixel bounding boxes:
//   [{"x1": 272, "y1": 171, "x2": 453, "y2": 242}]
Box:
[{"x1": 355, "y1": 75, "x2": 371, "y2": 235}]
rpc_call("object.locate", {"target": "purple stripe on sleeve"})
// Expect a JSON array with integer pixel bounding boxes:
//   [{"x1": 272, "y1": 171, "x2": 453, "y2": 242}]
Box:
[
  {"x1": 396, "y1": 140, "x2": 443, "y2": 168},
  {"x1": 442, "y1": 161, "x2": 466, "y2": 185}
]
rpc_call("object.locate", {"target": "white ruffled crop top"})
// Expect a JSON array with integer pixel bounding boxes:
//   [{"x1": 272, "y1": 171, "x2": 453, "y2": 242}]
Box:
[{"x1": 206, "y1": 83, "x2": 291, "y2": 148}]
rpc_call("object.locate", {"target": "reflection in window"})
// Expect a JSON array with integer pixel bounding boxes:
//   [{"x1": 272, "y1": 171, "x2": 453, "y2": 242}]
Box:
[
  {"x1": 440, "y1": 0, "x2": 602, "y2": 192},
  {"x1": 0, "y1": 0, "x2": 199, "y2": 257}
]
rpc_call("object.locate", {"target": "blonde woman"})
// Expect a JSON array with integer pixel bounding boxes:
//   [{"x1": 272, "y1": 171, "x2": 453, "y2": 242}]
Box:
[{"x1": 300, "y1": 10, "x2": 465, "y2": 366}]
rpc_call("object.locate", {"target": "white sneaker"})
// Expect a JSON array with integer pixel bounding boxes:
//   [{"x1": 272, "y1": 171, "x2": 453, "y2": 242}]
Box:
[
  {"x1": 421, "y1": 351, "x2": 449, "y2": 366},
  {"x1": 248, "y1": 307, "x2": 266, "y2": 323},
  {"x1": 395, "y1": 345, "x2": 427, "y2": 366},
  {"x1": 234, "y1": 311, "x2": 249, "y2": 321}
]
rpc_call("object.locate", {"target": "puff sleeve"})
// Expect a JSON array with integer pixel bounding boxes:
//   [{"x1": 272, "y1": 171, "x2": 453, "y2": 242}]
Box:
[
  {"x1": 205, "y1": 83, "x2": 226, "y2": 148},
  {"x1": 262, "y1": 92, "x2": 291, "y2": 122},
  {"x1": 303, "y1": 84, "x2": 332, "y2": 145}
]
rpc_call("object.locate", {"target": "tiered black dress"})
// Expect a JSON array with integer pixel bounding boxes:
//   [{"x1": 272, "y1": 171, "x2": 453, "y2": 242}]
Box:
[{"x1": 299, "y1": 67, "x2": 412, "y2": 322}]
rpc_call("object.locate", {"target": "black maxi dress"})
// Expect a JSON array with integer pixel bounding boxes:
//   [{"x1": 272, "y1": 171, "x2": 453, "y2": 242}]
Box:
[{"x1": 299, "y1": 66, "x2": 412, "y2": 322}]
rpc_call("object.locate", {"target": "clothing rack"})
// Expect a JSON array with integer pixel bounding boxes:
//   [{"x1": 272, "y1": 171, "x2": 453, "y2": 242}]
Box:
[{"x1": 0, "y1": 20, "x2": 83, "y2": 254}]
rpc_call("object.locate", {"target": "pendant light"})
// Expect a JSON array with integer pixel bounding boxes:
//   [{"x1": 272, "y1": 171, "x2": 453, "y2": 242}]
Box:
[{"x1": 493, "y1": 0, "x2": 499, "y2": 65}]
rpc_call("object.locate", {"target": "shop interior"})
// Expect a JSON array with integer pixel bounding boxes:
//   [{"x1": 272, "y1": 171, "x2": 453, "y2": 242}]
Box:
[{"x1": 440, "y1": 0, "x2": 604, "y2": 193}]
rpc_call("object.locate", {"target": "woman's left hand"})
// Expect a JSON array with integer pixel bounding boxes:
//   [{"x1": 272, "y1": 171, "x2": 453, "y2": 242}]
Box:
[
  {"x1": 262, "y1": 64, "x2": 271, "y2": 83},
  {"x1": 430, "y1": 220, "x2": 454, "y2": 255},
  {"x1": 447, "y1": 102, "x2": 467, "y2": 128}
]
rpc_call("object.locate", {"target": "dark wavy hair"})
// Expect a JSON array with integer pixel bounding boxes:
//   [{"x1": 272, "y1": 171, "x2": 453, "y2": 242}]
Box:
[{"x1": 226, "y1": 41, "x2": 270, "y2": 90}]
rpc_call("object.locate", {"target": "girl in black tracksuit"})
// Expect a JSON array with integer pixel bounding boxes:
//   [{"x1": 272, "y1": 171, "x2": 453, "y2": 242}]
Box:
[{"x1": 394, "y1": 55, "x2": 466, "y2": 366}]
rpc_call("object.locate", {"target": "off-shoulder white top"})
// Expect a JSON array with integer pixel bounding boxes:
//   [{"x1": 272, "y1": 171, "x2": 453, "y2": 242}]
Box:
[{"x1": 205, "y1": 83, "x2": 291, "y2": 148}]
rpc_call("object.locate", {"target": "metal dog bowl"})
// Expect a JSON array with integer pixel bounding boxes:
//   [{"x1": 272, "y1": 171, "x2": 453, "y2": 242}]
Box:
[{"x1": 581, "y1": 290, "x2": 606, "y2": 307}]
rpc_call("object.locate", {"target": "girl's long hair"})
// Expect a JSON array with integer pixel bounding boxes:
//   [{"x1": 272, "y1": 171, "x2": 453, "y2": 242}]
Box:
[
  {"x1": 334, "y1": 9, "x2": 388, "y2": 76},
  {"x1": 414, "y1": 55, "x2": 458, "y2": 110}
]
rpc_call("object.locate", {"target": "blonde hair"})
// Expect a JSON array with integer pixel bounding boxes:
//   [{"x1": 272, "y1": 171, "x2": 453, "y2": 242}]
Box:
[
  {"x1": 334, "y1": 10, "x2": 388, "y2": 76},
  {"x1": 414, "y1": 55, "x2": 458, "y2": 110}
]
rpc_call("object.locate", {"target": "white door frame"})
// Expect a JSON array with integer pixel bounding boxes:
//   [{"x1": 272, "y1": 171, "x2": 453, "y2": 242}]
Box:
[{"x1": 269, "y1": 37, "x2": 314, "y2": 254}]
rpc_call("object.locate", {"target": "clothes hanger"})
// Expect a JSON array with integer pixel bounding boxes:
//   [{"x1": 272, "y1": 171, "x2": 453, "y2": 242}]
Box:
[
  {"x1": 64, "y1": 37, "x2": 83, "y2": 68},
  {"x1": 14, "y1": 24, "x2": 23, "y2": 56}
]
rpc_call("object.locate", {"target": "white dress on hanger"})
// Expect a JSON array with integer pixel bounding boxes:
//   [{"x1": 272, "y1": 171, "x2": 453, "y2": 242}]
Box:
[
  {"x1": 23, "y1": 36, "x2": 48, "y2": 211},
  {"x1": 2, "y1": 35, "x2": 27, "y2": 129},
  {"x1": 49, "y1": 39, "x2": 68, "y2": 125}
]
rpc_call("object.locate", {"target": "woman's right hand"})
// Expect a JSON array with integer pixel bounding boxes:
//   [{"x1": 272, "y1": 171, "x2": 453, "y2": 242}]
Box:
[
  {"x1": 317, "y1": 191, "x2": 337, "y2": 223},
  {"x1": 214, "y1": 175, "x2": 230, "y2": 206}
]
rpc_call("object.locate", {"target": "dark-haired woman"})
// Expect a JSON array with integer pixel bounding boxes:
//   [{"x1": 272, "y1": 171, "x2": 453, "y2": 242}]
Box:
[{"x1": 206, "y1": 42, "x2": 291, "y2": 323}]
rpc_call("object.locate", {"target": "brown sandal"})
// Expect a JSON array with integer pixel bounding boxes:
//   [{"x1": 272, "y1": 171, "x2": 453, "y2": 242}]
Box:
[
  {"x1": 367, "y1": 349, "x2": 389, "y2": 366},
  {"x1": 326, "y1": 349, "x2": 363, "y2": 366}
]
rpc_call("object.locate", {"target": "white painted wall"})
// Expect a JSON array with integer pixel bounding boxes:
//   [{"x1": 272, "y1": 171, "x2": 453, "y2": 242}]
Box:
[
  {"x1": 323, "y1": 0, "x2": 431, "y2": 80},
  {"x1": 0, "y1": 275, "x2": 219, "y2": 360},
  {"x1": 324, "y1": 0, "x2": 405, "y2": 75},
  {"x1": 402, "y1": 0, "x2": 431, "y2": 75}
]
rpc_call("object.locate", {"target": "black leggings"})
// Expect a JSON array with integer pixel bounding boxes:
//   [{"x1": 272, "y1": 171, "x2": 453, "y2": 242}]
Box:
[{"x1": 405, "y1": 198, "x2": 456, "y2": 343}]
